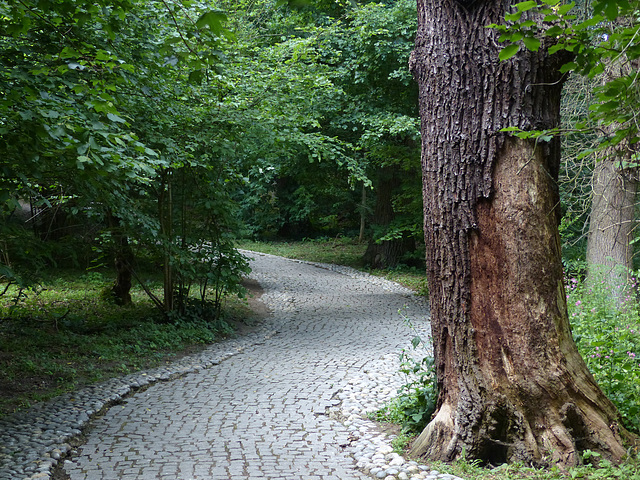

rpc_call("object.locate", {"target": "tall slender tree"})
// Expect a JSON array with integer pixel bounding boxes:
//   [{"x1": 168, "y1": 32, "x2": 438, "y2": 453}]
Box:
[
  {"x1": 409, "y1": 0, "x2": 632, "y2": 467},
  {"x1": 586, "y1": 32, "x2": 640, "y2": 301}
]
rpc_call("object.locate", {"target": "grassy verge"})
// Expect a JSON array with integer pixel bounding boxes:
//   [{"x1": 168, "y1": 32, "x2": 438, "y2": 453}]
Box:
[{"x1": 0, "y1": 269, "x2": 255, "y2": 416}]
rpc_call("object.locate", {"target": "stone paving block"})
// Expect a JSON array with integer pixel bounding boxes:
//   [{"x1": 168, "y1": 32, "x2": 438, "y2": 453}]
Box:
[{"x1": 59, "y1": 253, "x2": 430, "y2": 480}]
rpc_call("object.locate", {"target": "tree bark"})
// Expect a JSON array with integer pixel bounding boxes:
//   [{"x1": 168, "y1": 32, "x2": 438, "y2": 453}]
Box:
[
  {"x1": 359, "y1": 182, "x2": 367, "y2": 243},
  {"x1": 409, "y1": 0, "x2": 631, "y2": 467},
  {"x1": 586, "y1": 156, "x2": 637, "y2": 294},
  {"x1": 107, "y1": 211, "x2": 133, "y2": 306},
  {"x1": 586, "y1": 53, "x2": 639, "y2": 302},
  {"x1": 363, "y1": 165, "x2": 415, "y2": 268},
  {"x1": 159, "y1": 169, "x2": 174, "y2": 312}
]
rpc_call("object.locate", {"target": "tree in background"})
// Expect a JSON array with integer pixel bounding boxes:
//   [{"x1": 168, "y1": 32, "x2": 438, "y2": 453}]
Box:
[
  {"x1": 585, "y1": 22, "x2": 639, "y2": 301},
  {"x1": 0, "y1": 0, "x2": 249, "y2": 318},
  {"x1": 223, "y1": 0, "x2": 424, "y2": 269},
  {"x1": 409, "y1": 0, "x2": 630, "y2": 466}
]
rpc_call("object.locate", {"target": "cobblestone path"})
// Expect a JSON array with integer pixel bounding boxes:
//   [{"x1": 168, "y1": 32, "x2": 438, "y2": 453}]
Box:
[{"x1": 62, "y1": 252, "x2": 432, "y2": 480}]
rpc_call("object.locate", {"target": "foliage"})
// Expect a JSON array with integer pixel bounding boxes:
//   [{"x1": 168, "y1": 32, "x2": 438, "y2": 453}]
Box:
[
  {"x1": 372, "y1": 312, "x2": 437, "y2": 435},
  {"x1": 566, "y1": 271, "x2": 640, "y2": 434},
  {"x1": 425, "y1": 450, "x2": 640, "y2": 480},
  {"x1": 373, "y1": 348, "x2": 436, "y2": 434},
  {"x1": 222, "y1": 0, "x2": 422, "y2": 243},
  {"x1": 2, "y1": 0, "x2": 425, "y2": 304},
  {"x1": 0, "y1": 0, "x2": 253, "y2": 319},
  {"x1": 0, "y1": 268, "x2": 253, "y2": 416},
  {"x1": 490, "y1": 0, "x2": 640, "y2": 156},
  {"x1": 557, "y1": 73, "x2": 599, "y2": 271}
]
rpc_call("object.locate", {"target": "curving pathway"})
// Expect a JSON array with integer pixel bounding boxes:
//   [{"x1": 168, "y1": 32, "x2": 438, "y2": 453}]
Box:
[{"x1": 1, "y1": 252, "x2": 463, "y2": 480}]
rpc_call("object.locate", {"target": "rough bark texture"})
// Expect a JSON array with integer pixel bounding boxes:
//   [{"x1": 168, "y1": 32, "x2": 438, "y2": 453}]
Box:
[{"x1": 409, "y1": 0, "x2": 630, "y2": 467}]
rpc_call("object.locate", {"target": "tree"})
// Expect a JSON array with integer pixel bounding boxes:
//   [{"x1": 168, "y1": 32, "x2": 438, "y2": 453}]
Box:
[
  {"x1": 585, "y1": 30, "x2": 639, "y2": 301},
  {"x1": 491, "y1": 0, "x2": 640, "y2": 289},
  {"x1": 319, "y1": 0, "x2": 423, "y2": 267},
  {"x1": 408, "y1": 0, "x2": 632, "y2": 467},
  {"x1": 1, "y1": 0, "x2": 249, "y2": 319},
  {"x1": 220, "y1": 0, "x2": 423, "y2": 256}
]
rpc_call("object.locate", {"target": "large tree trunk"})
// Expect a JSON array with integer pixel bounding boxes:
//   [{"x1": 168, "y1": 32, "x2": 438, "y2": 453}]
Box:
[{"x1": 409, "y1": 0, "x2": 631, "y2": 467}]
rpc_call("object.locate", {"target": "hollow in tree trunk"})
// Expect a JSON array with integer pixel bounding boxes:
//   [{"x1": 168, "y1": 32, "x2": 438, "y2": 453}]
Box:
[{"x1": 409, "y1": 0, "x2": 633, "y2": 467}]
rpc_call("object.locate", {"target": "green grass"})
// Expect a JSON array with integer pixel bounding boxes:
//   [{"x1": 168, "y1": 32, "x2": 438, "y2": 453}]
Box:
[
  {"x1": 0, "y1": 269, "x2": 252, "y2": 416},
  {"x1": 426, "y1": 453, "x2": 640, "y2": 480},
  {"x1": 239, "y1": 237, "x2": 368, "y2": 267}
]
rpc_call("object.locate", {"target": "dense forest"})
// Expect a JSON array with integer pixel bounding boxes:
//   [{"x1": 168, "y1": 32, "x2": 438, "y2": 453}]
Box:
[
  {"x1": 1, "y1": 0, "x2": 423, "y2": 309},
  {"x1": 1, "y1": 0, "x2": 640, "y2": 473}
]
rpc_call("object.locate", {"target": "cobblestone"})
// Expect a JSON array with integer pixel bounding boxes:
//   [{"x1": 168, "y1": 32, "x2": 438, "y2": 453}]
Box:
[{"x1": 0, "y1": 252, "x2": 464, "y2": 480}]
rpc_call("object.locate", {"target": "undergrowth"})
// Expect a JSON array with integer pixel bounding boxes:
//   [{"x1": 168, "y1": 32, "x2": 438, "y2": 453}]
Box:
[
  {"x1": 370, "y1": 327, "x2": 436, "y2": 436},
  {"x1": 0, "y1": 269, "x2": 251, "y2": 416},
  {"x1": 566, "y1": 272, "x2": 640, "y2": 434}
]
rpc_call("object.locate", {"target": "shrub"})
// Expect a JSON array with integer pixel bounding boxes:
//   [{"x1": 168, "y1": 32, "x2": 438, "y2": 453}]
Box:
[
  {"x1": 567, "y1": 273, "x2": 640, "y2": 434},
  {"x1": 372, "y1": 316, "x2": 437, "y2": 435}
]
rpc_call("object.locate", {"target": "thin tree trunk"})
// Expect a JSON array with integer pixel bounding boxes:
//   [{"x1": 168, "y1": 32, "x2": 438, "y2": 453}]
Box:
[
  {"x1": 409, "y1": 0, "x2": 632, "y2": 467},
  {"x1": 359, "y1": 183, "x2": 367, "y2": 244},
  {"x1": 107, "y1": 211, "x2": 133, "y2": 306},
  {"x1": 160, "y1": 170, "x2": 174, "y2": 312},
  {"x1": 363, "y1": 165, "x2": 414, "y2": 268}
]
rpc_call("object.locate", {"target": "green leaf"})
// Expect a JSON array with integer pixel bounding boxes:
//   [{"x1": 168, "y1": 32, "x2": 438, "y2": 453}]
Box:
[
  {"x1": 575, "y1": 15, "x2": 604, "y2": 30},
  {"x1": 505, "y1": 11, "x2": 523, "y2": 22},
  {"x1": 189, "y1": 69, "x2": 205, "y2": 84},
  {"x1": 523, "y1": 36, "x2": 541, "y2": 51},
  {"x1": 594, "y1": 0, "x2": 620, "y2": 19},
  {"x1": 548, "y1": 43, "x2": 566, "y2": 54},
  {"x1": 559, "y1": 61, "x2": 578, "y2": 73},
  {"x1": 196, "y1": 11, "x2": 228, "y2": 35},
  {"x1": 557, "y1": 2, "x2": 576, "y2": 15},
  {"x1": 545, "y1": 26, "x2": 563, "y2": 37},
  {"x1": 588, "y1": 63, "x2": 606, "y2": 78},
  {"x1": 516, "y1": 1, "x2": 538, "y2": 11},
  {"x1": 107, "y1": 113, "x2": 126, "y2": 123},
  {"x1": 499, "y1": 44, "x2": 520, "y2": 61}
]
